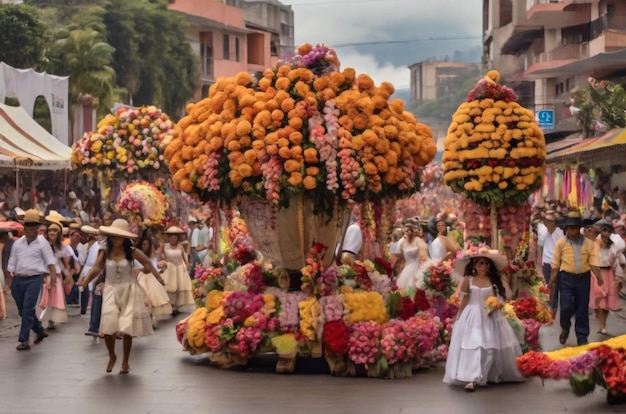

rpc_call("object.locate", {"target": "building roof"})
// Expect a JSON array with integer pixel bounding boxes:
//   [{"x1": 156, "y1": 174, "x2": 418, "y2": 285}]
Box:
[
  {"x1": 176, "y1": 12, "x2": 250, "y2": 34},
  {"x1": 0, "y1": 103, "x2": 71, "y2": 170},
  {"x1": 501, "y1": 26, "x2": 543, "y2": 56}
]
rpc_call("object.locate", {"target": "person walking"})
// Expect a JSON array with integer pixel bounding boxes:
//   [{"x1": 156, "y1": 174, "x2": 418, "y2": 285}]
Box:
[
  {"x1": 77, "y1": 219, "x2": 163, "y2": 374},
  {"x1": 6, "y1": 209, "x2": 58, "y2": 350},
  {"x1": 536, "y1": 211, "x2": 564, "y2": 318},
  {"x1": 37, "y1": 220, "x2": 70, "y2": 331},
  {"x1": 443, "y1": 248, "x2": 524, "y2": 391},
  {"x1": 549, "y1": 211, "x2": 602, "y2": 346},
  {"x1": 80, "y1": 225, "x2": 105, "y2": 336},
  {"x1": 135, "y1": 236, "x2": 171, "y2": 328},
  {"x1": 160, "y1": 226, "x2": 194, "y2": 316},
  {"x1": 589, "y1": 220, "x2": 624, "y2": 335}
]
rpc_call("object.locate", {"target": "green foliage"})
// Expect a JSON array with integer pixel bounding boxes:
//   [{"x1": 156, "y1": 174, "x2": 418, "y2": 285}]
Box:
[
  {"x1": 570, "y1": 88, "x2": 597, "y2": 138},
  {"x1": 0, "y1": 4, "x2": 51, "y2": 70},
  {"x1": 587, "y1": 78, "x2": 626, "y2": 129}
]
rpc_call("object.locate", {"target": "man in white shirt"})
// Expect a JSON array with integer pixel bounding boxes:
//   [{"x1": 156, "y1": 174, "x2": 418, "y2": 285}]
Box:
[
  {"x1": 537, "y1": 211, "x2": 564, "y2": 312},
  {"x1": 6, "y1": 209, "x2": 58, "y2": 351}
]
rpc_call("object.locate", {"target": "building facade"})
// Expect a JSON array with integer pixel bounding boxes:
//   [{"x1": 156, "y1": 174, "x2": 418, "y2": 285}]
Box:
[
  {"x1": 483, "y1": 0, "x2": 626, "y2": 134},
  {"x1": 408, "y1": 61, "x2": 479, "y2": 102},
  {"x1": 168, "y1": 0, "x2": 294, "y2": 101}
]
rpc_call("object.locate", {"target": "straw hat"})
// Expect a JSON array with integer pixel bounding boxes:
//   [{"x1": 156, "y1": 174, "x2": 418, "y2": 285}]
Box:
[
  {"x1": 80, "y1": 225, "x2": 100, "y2": 235},
  {"x1": 20, "y1": 209, "x2": 41, "y2": 224},
  {"x1": 453, "y1": 247, "x2": 508, "y2": 276},
  {"x1": 563, "y1": 211, "x2": 583, "y2": 228},
  {"x1": 594, "y1": 219, "x2": 614, "y2": 233},
  {"x1": 165, "y1": 226, "x2": 185, "y2": 235},
  {"x1": 45, "y1": 210, "x2": 71, "y2": 224},
  {"x1": 99, "y1": 219, "x2": 138, "y2": 239},
  {"x1": 47, "y1": 220, "x2": 63, "y2": 232}
]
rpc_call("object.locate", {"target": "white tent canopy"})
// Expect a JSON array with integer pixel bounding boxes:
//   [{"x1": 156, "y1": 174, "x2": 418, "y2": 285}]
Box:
[{"x1": 0, "y1": 102, "x2": 71, "y2": 170}]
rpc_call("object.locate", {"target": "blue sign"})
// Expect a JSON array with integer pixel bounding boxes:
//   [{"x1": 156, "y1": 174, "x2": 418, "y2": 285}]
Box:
[{"x1": 536, "y1": 109, "x2": 555, "y2": 130}]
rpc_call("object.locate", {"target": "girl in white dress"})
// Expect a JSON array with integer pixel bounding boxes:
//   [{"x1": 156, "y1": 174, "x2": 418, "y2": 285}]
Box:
[
  {"x1": 393, "y1": 218, "x2": 430, "y2": 290},
  {"x1": 443, "y1": 249, "x2": 524, "y2": 392},
  {"x1": 160, "y1": 226, "x2": 194, "y2": 315},
  {"x1": 78, "y1": 219, "x2": 164, "y2": 374},
  {"x1": 135, "y1": 236, "x2": 172, "y2": 327}
]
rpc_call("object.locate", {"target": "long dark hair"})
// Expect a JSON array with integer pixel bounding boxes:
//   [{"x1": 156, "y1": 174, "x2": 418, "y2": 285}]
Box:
[
  {"x1": 470, "y1": 257, "x2": 506, "y2": 299},
  {"x1": 106, "y1": 237, "x2": 134, "y2": 261}
]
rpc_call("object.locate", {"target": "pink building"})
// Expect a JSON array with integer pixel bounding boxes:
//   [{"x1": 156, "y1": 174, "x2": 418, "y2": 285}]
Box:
[{"x1": 169, "y1": 0, "x2": 274, "y2": 100}]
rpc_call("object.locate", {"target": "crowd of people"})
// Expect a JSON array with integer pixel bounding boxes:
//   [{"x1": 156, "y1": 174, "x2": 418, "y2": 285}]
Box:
[{"x1": 0, "y1": 200, "x2": 212, "y2": 374}]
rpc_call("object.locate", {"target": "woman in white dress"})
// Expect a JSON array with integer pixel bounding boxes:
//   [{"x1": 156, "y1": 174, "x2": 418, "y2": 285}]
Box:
[
  {"x1": 135, "y1": 236, "x2": 172, "y2": 327},
  {"x1": 160, "y1": 226, "x2": 194, "y2": 316},
  {"x1": 443, "y1": 248, "x2": 524, "y2": 392},
  {"x1": 393, "y1": 218, "x2": 430, "y2": 290},
  {"x1": 78, "y1": 219, "x2": 164, "y2": 374}
]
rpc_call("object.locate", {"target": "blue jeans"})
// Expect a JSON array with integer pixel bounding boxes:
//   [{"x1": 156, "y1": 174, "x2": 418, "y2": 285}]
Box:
[
  {"x1": 559, "y1": 271, "x2": 591, "y2": 345},
  {"x1": 543, "y1": 263, "x2": 559, "y2": 309},
  {"x1": 88, "y1": 294, "x2": 103, "y2": 333},
  {"x1": 11, "y1": 275, "x2": 45, "y2": 343},
  {"x1": 67, "y1": 285, "x2": 90, "y2": 314}
]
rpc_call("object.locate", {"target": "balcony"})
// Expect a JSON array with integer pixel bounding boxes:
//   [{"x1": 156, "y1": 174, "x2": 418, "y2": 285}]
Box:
[
  {"x1": 526, "y1": 0, "x2": 590, "y2": 27},
  {"x1": 522, "y1": 43, "x2": 587, "y2": 78}
]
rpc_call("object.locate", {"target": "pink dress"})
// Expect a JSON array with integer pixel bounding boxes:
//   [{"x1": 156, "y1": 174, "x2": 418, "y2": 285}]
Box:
[
  {"x1": 37, "y1": 244, "x2": 71, "y2": 323},
  {"x1": 590, "y1": 240, "x2": 622, "y2": 311}
]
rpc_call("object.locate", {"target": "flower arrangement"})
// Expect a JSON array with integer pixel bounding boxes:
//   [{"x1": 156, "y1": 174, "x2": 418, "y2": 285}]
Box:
[
  {"x1": 422, "y1": 259, "x2": 457, "y2": 298},
  {"x1": 71, "y1": 105, "x2": 173, "y2": 177},
  {"x1": 348, "y1": 321, "x2": 382, "y2": 366},
  {"x1": 343, "y1": 291, "x2": 388, "y2": 324},
  {"x1": 443, "y1": 70, "x2": 547, "y2": 207},
  {"x1": 116, "y1": 180, "x2": 167, "y2": 226},
  {"x1": 485, "y1": 295, "x2": 503, "y2": 315},
  {"x1": 322, "y1": 320, "x2": 350, "y2": 355},
  {"x1": 516, "y1": 335, "x2": 626, "y2": 398},
  {"x1": 300, "y1": 242, "x2": 331, "y2": 296},
  {"x1": 164, "y1": 43, "x2": 437, "y2": 215}
]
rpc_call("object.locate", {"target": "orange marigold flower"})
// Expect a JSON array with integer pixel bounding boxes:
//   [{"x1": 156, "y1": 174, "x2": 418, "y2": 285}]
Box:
[
  {"x1": 180, "y1": 179, "x2": 194, "y2": 193},
  {"x1": 297, "y1": 43, "x2": 313, "y2": 56},
  {"x1": 313, "y1": 77, "x2": 330, "y2": 92},
  {"x1": 303, "y1": 148, "x2": 319, "y2": 163},
  {"x1": 275, "y1": 77, "x2": 291, "y2": 90},
  {"x1": 356, "y1": 73, "x2": 375, "y2": 91},
  {"x1": 363, "y1": 162, "x2": 378, "y2": 175},
  {"x1": 389, "y1": 99, "x2": 405, "y2": 114},
  {"x1": 284, "y1": 159, "x2": 301, "y2": 173},
  {"x1": 303, "y1": 175, "x2": 317, "y2": 190},
  {"x1": 278, "y1": 147, "x2": 292, "y2": 159},
  {"x1": 238, "y1": 163, "x2": 253, "y2": 177},
  {"x1": 239, "y1": 135, "x2": 252, "y2": 148},
  {"x1": 288, "y1": 117, "x2": 303, "y2": 130},
  {"x1": 362, "y1": 129, "x2": 378, "y2": 146},
  {"x1": 281, "y1": 98, "x2": 295, "y2": 112},
  {"x1": 289, "y1": 131, "x2": 303, "y2": 145},
  {"x1": 288, "y1": 172, "x2": 303, "y2": 186},
  {"x1": 229, "y1": 170, "x2": 243, "y2": 187},
  {"x1": 320, "y1": 88, "x2": 336, "y2": 101},
  {"x1": 236, "y1": 120, "x2": 252, "y2": 136},
  {"x1": 277, "y1": 138, "x2": 290, "y2": 148},
  {"x1": 306, "y1": 166, "x2": 320, "y2": 176}
]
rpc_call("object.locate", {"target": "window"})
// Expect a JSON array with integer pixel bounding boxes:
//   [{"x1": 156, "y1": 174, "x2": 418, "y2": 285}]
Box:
[
  {"x1": 223, "y1": 34, "x2": 230, "y2": 60},
  {"x1": 235, "y1": 37, "x2": 240, "y2": 62}
]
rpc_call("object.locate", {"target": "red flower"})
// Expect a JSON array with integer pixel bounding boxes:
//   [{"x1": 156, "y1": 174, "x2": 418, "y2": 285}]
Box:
[
  {"x1": 516, "y1": 351, "x2": 553, "y2": 377},
  {"x1": 397, "y1": 296, "x2": 416, "y2": 320},
  {"x1": 374, "y1": 257, "x2": 393, "y2": 277},
  {"x1": 322, "y1": 320, "x2": 350, "y2": 355},
  {"x1": 413, "y1": 288, "x2": 430, "y2": 311}
]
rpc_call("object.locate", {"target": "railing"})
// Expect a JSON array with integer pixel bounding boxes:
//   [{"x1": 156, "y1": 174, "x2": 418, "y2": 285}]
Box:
[
  {"x1": 563, "y1": 14, "x2": 626, "y2": 45},
  {"x1": 524, "y1": 42, "x2": 587, "y2": 69}
]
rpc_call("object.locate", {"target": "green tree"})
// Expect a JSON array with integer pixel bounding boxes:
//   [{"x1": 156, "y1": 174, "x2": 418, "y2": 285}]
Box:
[
  {"x1": 587, "y1": 78, "x2": 626, "y2": 129},
  {"x1": 0, "y1": 4, "x2": 50, "y2": 69},
  {"x1": 570, "y1": 88, "x2": 596, "y2": 138}
]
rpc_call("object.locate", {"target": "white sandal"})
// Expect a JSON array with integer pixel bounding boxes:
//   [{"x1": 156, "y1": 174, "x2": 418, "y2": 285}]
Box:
[{"x1": 464, "y1": 382, "x2": 475, "y2": 392}]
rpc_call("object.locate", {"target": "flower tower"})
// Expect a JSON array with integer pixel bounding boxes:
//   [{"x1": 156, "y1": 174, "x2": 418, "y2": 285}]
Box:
[
  {"x1": 71, "y1": 106, "x2": 174, "y2": 205},
  {"x1": 164, "y1": 43, "x2": 437, "y2": 271},
  {"x1": 442, "y1": 70, "x2": 546, "y2": 250}
]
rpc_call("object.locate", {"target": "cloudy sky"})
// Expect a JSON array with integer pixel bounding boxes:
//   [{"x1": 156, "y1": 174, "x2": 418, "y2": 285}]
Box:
[{"x1": 283, "y1": 0, "x2": 483, "y2": 93}]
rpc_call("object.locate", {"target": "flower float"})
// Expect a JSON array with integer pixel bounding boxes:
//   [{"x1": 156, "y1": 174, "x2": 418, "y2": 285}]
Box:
[
  {"x1": 116, "y1": 180, "x2": 167, "y2": 227},
  {"x1": 516, "y1": 335, "x2": 626, "y2": 402},
  {"x1": 443, "y1": 70, "x2": 547, "y2": 207},
  {"x1": 71, "y1": 105, "x2": 174, "y2": 178},
  {"x1": 164, "y1": 43, "x2": 437, "y2": 214}
]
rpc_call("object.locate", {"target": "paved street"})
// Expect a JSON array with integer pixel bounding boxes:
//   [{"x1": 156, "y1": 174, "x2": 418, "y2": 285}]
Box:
[{"x1": 1, "y1": 295, "x2": 626, "y2": 414}]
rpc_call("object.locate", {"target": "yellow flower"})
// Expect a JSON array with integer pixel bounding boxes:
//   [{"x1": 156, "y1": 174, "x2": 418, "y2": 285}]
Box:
[
  {"x1": 343, "y1": 292, "x2": 387, "y2": 324},
  {"x1": 298, "y1": 297, "x2": 318, "y2": 341},
  {"x1": 205, "y1": 290, "x2": 223, "y2": 312}
]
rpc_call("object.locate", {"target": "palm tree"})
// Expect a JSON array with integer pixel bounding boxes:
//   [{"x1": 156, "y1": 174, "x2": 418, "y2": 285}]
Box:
[{"x1": 47, "y1": 28, "x2": 116, "y2": 143}]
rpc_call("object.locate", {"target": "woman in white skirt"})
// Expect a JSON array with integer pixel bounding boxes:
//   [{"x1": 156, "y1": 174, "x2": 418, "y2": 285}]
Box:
[
  {"x1": 160, "y1": 226, "x2": 194, "y2": 316},
  {"x1": 135, "y1": 235, "x2": 172, "y2": 328}
]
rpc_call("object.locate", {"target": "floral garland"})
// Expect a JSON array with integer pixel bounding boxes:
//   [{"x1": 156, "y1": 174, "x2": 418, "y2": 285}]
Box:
[{"x1": 422, "y1": 259, "x2": 457, "y2": 299}]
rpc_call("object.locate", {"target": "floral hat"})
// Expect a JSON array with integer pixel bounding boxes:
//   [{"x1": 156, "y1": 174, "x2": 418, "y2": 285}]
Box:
[
  {"x1": 453, "y1": 246, "x2": 508, "y2": 276},
  {"x1": 99, "y1": 219, "x2": 138, "y2": 239}
]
